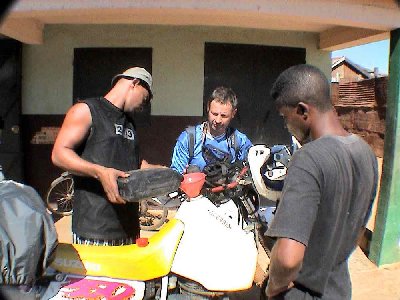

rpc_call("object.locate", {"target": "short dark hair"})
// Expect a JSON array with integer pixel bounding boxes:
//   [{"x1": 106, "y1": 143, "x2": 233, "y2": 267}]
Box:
[
  {"x1": 270, "y1": 64, "x2": 332, "y2": 112},
  {"x1": 207, "y1": 86, "x2": 238, "y2": 110}
]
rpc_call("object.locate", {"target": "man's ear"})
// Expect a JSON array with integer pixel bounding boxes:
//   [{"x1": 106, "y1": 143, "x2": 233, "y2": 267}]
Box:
[
  {"x1": 131, "y1": 78, "x2": 140, "y2": 87},
  {"x1": 232, "y1": 108, "x2": 237, "y2": 118},
  {"x1": 297, "y1": 102, "x2": 309, "y2": 119},
  {"x1": 206, "y1": 101, "x2": 211, "y2": 113}
]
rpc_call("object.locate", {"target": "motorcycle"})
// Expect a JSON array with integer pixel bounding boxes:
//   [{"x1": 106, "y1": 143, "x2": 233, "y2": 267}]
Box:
[{"x1": 45, "y1": 144, "x2": 291, "y2": 300}]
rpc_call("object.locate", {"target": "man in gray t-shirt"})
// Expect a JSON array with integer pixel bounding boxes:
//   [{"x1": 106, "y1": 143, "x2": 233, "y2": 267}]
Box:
[{"x1": 265, "y1": 64, "x2": 378, "y2": 299}]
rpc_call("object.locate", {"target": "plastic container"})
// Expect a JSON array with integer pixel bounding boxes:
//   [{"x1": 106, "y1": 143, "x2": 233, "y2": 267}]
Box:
[{"x1": 180, "y1": 172, "x2": 206, "y2": 198}]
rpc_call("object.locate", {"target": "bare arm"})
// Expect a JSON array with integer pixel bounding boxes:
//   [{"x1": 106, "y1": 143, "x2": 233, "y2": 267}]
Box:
[
  {"x1": 140, "y1": 159, "x2": 166, "y2": 169},
  {"x1": 266, "y1": 237, "x2": 305, "y2": 298},
  {"x1": 52, "y1": 103, "x2": 128, "y2": 204}
]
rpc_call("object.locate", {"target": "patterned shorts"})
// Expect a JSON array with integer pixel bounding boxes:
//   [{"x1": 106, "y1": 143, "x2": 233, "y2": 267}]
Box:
[{"x1": 72, "y1": 233, "x2": 136, "y2": 246}]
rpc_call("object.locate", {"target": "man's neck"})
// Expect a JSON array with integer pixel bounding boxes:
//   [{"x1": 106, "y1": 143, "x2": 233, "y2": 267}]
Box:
[
  {"x1": 206, "y1": 123, "x2": 227, "y2": 138},
  {"x1": 104, "y1": 83, "x2": 129, "y2": 111},
  {"x1": 311, "y1": 110, "x2": 349, "y2": 140}
]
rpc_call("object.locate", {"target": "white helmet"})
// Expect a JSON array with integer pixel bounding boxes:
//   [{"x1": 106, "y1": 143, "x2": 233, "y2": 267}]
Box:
[{"x1": 248, "y1": 144, "x2": 291, "y2": 202}]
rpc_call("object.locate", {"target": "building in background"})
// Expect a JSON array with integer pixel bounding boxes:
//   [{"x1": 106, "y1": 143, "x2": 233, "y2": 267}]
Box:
[{"x1": 332, "y1": 56, "x2": 386, "y2": 83}]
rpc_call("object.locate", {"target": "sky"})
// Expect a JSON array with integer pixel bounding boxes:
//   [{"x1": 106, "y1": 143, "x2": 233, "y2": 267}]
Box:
[{"x1": 332, "y1": 39, "x2": 390, "y2": 75}]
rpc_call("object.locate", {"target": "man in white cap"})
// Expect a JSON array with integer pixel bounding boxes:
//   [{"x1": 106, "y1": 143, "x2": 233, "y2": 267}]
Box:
[{"x1": 52, "y1": 67, "x2": 158, "y2": 246}]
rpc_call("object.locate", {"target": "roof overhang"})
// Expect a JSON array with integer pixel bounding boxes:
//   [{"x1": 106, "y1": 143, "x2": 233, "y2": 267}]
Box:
[{"x1": 0, "y1": 0, "x2": 399, "y2": 49}]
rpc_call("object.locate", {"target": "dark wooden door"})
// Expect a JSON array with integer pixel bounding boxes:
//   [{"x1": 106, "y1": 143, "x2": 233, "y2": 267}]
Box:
[
  {"x1": 204, "y1": 43, "x2": 306, "y2": 146},
  {"x1": 0, "y1": 39, "x2": 23, "y2": 181},
  {"x1": 73, "y1": 48, "x2": 152, "y2": 126}
]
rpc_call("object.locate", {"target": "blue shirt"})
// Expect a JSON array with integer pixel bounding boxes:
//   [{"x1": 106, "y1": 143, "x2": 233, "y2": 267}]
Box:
[{"x1": 170, "y1": 123, "x2": 253, "y2": 174}]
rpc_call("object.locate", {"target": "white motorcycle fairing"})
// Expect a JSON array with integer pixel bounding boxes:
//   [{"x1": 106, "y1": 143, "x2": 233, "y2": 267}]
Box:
[
  {"x1": 248, "y1": 145, "x2": 286, "y2": 202},
  {"x1": 171, "y1": 196, "x2": 258, "y2": 291}
]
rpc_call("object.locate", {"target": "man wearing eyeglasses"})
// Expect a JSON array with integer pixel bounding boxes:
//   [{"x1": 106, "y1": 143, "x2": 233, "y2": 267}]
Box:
[
  {"x1": 170, "y1": 86, "x2": 253, "y2": 175},
  {"x1": 52, "y1": 67, "x2": 158, "y2": 246}
]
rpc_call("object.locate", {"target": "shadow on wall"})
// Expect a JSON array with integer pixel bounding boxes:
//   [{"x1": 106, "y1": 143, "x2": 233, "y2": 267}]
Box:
[{"x1": 136, "y1": 116, "x2": 203, "y2": 166}]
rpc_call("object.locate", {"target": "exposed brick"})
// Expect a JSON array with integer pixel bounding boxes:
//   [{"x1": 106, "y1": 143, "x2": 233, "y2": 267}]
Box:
[{"x1": 333, "y1": 77, "x2": 387, "y2": 157}]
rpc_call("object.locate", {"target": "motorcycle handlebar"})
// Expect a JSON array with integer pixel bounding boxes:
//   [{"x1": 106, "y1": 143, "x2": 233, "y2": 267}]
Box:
[{"x1": 209, "y1": 166, "x2": 249, "y2": 193}]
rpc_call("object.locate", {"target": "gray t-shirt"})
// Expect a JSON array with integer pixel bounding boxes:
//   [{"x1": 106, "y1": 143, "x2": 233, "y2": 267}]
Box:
[{"x1": 267, "y1": 134, "x2": 378, "y2": 299}]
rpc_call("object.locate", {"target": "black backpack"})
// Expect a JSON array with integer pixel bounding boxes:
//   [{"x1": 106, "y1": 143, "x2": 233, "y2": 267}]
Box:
[
  {"x1": 186, "y1": 125, "x2": 239, "y2": 164},
  {"x1": 0, "y1": 178, "x2": 58, "y2": 287}
]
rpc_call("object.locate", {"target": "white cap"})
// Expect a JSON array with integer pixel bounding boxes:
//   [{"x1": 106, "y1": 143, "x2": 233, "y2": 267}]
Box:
[{"x1": 111, "y1": 67, "x2": 153, "y2": 98}]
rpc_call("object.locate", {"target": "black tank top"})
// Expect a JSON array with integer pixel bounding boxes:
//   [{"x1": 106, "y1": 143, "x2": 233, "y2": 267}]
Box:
[{"x1": 72, "y1": 97, "x2": 140, "y2": 240}]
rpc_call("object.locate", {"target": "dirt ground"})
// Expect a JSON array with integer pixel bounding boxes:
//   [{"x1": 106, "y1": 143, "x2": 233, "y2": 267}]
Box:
[{"x1": 350, "y1": 247, "x2": 400, "y2": 300}]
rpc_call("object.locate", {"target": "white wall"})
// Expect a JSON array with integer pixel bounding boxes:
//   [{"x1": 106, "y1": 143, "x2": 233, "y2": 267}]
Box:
[{"x1": 22, "y1": 24, "x2": 330, "y2": 116}]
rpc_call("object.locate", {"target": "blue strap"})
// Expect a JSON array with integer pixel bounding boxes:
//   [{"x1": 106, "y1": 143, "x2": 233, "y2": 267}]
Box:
[{"x1": 186, "y1": 125, "x2": 239, "y2": 162}]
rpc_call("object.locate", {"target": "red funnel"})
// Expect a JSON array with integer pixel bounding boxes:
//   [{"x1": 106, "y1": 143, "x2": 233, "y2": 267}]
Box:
[{"x1": 180, "y1": 172, "x2": 206, "y2": 198}]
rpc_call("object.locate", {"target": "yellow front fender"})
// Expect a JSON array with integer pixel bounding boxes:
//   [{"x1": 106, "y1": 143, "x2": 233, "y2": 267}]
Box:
[{"x1": 51, "y1": 219, "x2": 184, "y2": 281}]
